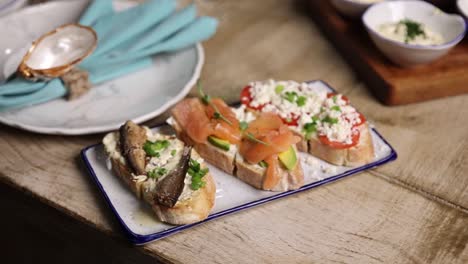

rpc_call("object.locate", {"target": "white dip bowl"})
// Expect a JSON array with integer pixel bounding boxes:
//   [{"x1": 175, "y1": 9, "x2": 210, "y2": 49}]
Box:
[
  {"x1": 362, "y1": 0, "x2": 466, "y2": 67},
  {"x1": 331, "y1": 0, "x2": 385, "y2": 18},
  {"x1": 457, "y1": 0, "x2": 468, "y2": 19}
]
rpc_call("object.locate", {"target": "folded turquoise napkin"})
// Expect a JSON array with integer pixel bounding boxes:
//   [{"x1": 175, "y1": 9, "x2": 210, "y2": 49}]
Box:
[{"x1": 0, "y1": 0, "x2": 218, "y2": 111}]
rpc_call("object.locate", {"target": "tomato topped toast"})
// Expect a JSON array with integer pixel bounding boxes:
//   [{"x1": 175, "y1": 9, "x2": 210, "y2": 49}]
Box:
[
  {"x1": 169, "y1": 85, "x2": 304, "y2": 191},
  {"x1": 238, "y1": 80, "x2": 375, "y2": 166}
]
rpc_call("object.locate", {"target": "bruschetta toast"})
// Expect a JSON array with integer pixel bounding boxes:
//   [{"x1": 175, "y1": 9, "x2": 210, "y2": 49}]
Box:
[
  {"x1": 103, "y1": 121, "x2": 215, "y2": 225},
  {"x1": 169, "y1": 85, "x2": 304, "y2": 191},
  {"x1": 237, "y1": 80, "x2": 375, "y2": 166}
]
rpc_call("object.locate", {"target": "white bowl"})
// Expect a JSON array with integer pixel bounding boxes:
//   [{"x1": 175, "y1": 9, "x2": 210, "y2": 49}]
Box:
[
  {"x1": 362, "y1": 0, "x2": 466, "y2": 67},
  {"x1": 331, "y1": 0, "x2": 385, "y2": 18},
  {"x1": 457, "y1": 0, "x2": 468, "y2": 19}
]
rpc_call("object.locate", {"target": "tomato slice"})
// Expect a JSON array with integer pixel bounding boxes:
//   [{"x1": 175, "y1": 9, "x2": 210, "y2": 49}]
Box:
[
  {"x1": 241, "y1": 85, "x2": 264, "y2": 111},
  {"x1": 327, "y1": 93, "x2": 349, "y2": 104},
  {"x1": 318, "y1": 129, "x2": 360, "y2": 149},
  {"x1": 281, "y1": 115, "x2": 300, "y2": 126},
  {"x1": 354, "y1": 112, "x2": 366, "y2": 127}
]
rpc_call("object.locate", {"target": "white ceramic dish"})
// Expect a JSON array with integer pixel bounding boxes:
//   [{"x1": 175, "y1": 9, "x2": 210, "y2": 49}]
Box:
[
  {"x1": 362, "y1": 0, "x2": 466, "y2": 67},
  {"x1": 457, "y1": 0, "x2": 468, "y2": 19},
  {"x1": 81, "y1": 81, "x2": 397, "y2": 245},
  {"x1": 0, "y1": 0, "x2": 204, "y2": 135},
  {"x1": 0, "y1": 0, "x2": 27, "y2": 17},
  {"x1": 330, "y1": 0, "x2": 385, "y2": 18}
]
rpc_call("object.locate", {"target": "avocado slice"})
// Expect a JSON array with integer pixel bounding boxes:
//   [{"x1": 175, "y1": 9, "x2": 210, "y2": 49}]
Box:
[
  {"x1": 207, "y1": 136, "x2": 230, "y2": 151},
  {"x1": 278, "y1": 146, "x2": 297, "y2": 171}
]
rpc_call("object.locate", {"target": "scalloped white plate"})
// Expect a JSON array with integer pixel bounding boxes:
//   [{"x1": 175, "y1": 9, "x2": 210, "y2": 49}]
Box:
[{"x1": 0, "y1": 0, "x2": 203, "y2": 135}]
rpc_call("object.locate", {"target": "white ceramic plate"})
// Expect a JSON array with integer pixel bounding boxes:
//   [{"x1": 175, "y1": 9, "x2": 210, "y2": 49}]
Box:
[
  {"x1": 0, "y1": 0, "x2": 203, "y2": 135},
  {"x1": 81, "y1": 80, "x2": 397, "y2": 245}
]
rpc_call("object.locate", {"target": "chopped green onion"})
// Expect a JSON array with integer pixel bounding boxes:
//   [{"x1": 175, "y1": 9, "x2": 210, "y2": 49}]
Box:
[
  {"x1": 275, "y1": 85, "x2": 284, "y2": 94},
  {"x1": 170, "y1": 149, "x2": 177, "y2": 156},
  {"x1": 332, "y1": 95, "x2": 337, "y2": 104},
  {"x1": 188, "y1": 159, "x2": 208, "y2": 190},
  {"x1": 296, "y1": 96, "x2": 307, "y2": 106},
  {"x1": 148, "y1": 167, "x2": 167, "y2": 179},
  {"x1": 143, "y1": 140, "x2": 170, "y2": 157}
]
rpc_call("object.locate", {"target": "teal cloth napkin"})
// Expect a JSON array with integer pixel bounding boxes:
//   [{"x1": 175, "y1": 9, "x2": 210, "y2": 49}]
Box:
[{"x1": 0, "y1": 0, "x2": 218, "y2": 111}]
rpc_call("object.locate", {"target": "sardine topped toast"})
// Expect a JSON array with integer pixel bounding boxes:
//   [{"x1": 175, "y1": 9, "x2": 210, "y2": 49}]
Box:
[
  {"x1": 169, "y1": 85, "x2": 304, "y2": 191},
  {"x1": 102, "y1": 121, "x2": 215, "y2": 225},
  {"x1": 237, "y1": 79, "x2": 375, "y2": 166}
]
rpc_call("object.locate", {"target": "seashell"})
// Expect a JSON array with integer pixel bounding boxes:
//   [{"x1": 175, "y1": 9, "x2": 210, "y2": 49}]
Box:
[{"x1": 17, "y1": 23, "x2": 97, "y2": 81}]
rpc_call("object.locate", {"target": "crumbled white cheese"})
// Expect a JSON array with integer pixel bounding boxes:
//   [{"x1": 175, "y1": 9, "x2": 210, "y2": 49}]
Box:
[
  {"x1": 245, "y1": 79, "x2": 327, "y2": 126},
  {"x1": 232, "y1": 104, "x2": 256, "y2": 123},
  {"x1": 243, "y1": 79, "x2": 364, "y2": 145},
  {"x1": 316, "y1": 95, "x2": 361, "y2": 144}
]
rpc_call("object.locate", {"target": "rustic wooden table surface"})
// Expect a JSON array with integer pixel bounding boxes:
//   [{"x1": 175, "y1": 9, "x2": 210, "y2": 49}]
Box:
[{"x1": 1, "y1": 1, "x2": 468, "y2": 263}]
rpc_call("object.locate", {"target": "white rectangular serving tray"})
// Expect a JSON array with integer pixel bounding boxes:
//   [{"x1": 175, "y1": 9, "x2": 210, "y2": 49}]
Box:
[{"x1": 81, "y1": 80, "x2": 397, "y2": 245}]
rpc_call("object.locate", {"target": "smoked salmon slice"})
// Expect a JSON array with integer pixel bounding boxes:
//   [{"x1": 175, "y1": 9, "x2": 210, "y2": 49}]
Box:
[
  {"x1": 172, "y1": 98, "x2": 242, "y2": 145},
  {"x1": 240, "y1": 113, "x2": 300, "y2": 164},
  {"x1": 263, "y1": 154, "x2": 281, "y2": 190},
  {"x1": 171, "y1": 98, "x2": 214, "y2": 144}
]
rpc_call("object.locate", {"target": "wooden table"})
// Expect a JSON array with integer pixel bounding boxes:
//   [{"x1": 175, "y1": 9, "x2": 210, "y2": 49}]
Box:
[{"x1": 2, "y1": 1, "x2": 468, "y2": 263}]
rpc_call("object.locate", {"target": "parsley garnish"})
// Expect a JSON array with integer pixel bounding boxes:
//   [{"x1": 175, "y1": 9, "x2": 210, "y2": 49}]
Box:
[
  {"x1": 331, "y1": 105, "x2": 341, "y2": 112},
  {"x1": 322, "y1": 116, "x2": 338, "y2": 124},
  {"x1": 398, "y1": 19, "x2": 426, "y2": 43},
  {"x1": 275, "y1": 85, "x2": 284, "y2": 94},
  {"x1": 283, "y1": 91, "x2": 298, "y2": 103},
  {"x1": 143, "y1": 140, "x2": 170, "y2": 157},
  {"x1": 188, "y1": 159, "x2": 209, "y2": 190},
  {"x1": 197, "y1": 81, "x2": 233, "y2": 126},
  {"x1": 296, "y1": 96, "x2": 307, "y2": 107},
  {"x1": 303, "y1": 117, "x2": 319, "y2": 140}
]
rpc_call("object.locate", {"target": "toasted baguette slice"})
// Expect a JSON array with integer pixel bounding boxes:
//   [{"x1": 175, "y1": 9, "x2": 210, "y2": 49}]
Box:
[
  {"x1": 102, "y1": 125, "x2": 215, "y2": 225},
  {"x1": 143, "y1": 151, "x2": 216, "y2": 225},
  {"x1": 308, "y1": 123, "x2": 374, "y2": 167},
  {"x1": 235, "y1": 145, "x2": 304, "y2": 191}
]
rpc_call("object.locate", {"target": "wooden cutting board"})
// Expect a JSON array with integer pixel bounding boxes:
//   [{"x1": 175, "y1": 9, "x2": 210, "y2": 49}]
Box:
[{"x1": 308, "y1": 1, "x2": 468, "y2": 105}]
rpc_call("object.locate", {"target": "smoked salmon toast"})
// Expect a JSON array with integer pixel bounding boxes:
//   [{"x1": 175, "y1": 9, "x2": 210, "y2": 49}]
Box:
[
  {"x1": 103, "y1": 121, "x2": 216, "y2": 225},
  {"x1": 169, "y1": 85, "x2": 304, "y2": 191},
  {"x1": 238, "y1": 80, "x2": 375, "y2": 166}
]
